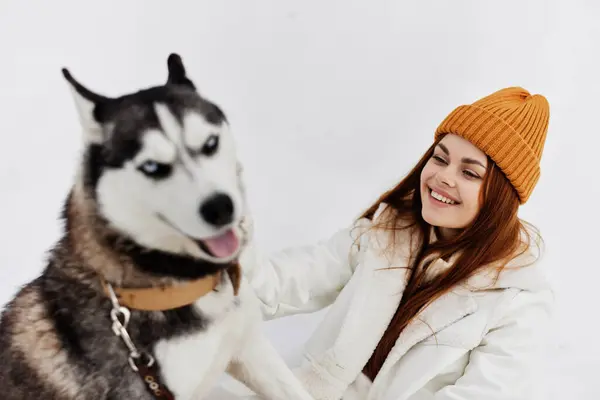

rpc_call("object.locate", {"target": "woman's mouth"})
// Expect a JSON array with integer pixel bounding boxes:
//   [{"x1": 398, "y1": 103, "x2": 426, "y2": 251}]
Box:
[{"x1": 427, "y1": 188, "x2": 460, "y2": 206}]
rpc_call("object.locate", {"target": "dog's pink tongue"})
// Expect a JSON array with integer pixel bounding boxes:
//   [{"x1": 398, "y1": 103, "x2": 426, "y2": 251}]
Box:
[{"x1": 203, "y1": 229, "x2": 239, "y2": 258}]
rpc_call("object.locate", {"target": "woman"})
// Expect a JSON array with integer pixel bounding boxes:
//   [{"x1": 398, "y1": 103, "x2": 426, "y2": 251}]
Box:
[{"x1": 229, "y1": 87, "x2": 554, "y2": 400}]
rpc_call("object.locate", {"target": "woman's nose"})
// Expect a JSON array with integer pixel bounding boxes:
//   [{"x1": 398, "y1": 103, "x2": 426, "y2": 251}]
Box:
[{"x1": 435, "y1": 168, "x2": 456, "y2": 188}]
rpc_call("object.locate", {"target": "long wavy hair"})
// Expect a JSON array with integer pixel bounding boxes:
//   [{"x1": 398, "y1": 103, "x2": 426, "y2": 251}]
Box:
[{"x1": 361, "y1": 133, "x2": 542, "y2": 381}]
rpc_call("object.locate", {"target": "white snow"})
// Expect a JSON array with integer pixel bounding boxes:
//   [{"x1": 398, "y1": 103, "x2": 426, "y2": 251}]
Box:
[{"x1": 1, "y1": 0, "x2": 598, "y2": 398}]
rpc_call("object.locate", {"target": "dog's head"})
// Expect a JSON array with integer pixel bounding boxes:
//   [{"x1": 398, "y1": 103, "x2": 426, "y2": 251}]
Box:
[{"x1": 63, "y1": 54, "x2": 245, "y2": 264}]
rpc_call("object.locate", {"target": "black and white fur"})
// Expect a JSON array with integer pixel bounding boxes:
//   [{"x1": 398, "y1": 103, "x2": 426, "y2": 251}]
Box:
[{"x1": 0, "y1": 54, "x2": 313, "y2": 400}]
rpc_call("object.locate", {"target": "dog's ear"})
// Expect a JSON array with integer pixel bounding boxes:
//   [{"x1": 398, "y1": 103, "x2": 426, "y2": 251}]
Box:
[
  {"x1": 62, "y1": 68, "x2": 112, "y2": 144},
  {"x1": 166, "y1": 53, "x2": 196, "y2": 90}
]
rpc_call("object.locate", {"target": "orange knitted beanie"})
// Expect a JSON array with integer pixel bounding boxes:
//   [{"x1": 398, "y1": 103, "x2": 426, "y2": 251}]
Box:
[{"x1": 434, "y1": 87, "x2": 549, "y2": 204}]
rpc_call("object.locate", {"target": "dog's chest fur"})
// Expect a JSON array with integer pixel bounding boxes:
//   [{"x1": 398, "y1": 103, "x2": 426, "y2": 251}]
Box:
[{"x1": 152, "y1": 277, "x2": 259, "y2": 399}]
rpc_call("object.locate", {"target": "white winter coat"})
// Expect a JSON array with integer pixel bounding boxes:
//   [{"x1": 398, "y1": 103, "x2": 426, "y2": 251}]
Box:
[{"x1": 236, "y1": 204, "x2": 554, "y2": 400}]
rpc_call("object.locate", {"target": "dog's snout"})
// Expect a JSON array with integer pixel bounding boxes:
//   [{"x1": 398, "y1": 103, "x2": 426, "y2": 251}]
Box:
[{"x1": 200, "y1": 193, "x2": 234, "y2": 227}]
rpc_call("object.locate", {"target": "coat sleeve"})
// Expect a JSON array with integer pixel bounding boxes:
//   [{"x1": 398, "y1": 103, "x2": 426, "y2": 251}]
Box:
[
  {"x1": 237, "y1": 216, "x2": 372, "y2": 320},
  {"x1": 432, "y1": 289, "x2": 555, "y2": 400}
]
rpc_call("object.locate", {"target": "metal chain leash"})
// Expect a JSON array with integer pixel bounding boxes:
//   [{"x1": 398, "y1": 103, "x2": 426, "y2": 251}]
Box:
[
  {"x1": 106, "y1": 283, "x2": 175, "y2": 399},
  {"x1": 106, "y1": 283, "x2": 155, "y2": 372}
]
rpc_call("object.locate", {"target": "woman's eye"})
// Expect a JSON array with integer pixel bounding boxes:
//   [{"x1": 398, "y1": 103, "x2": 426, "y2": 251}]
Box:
[
  {"x1": 432, "y1": 155, "x2": 447, "y2": 164},
  {"x1": 463, "y1": 170, "x2": 480, "y2": 179}
]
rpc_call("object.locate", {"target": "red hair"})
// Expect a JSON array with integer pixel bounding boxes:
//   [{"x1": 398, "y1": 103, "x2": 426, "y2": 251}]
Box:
[{"x1": 361, "y1": 133, "x2": 542, "y2": 381}]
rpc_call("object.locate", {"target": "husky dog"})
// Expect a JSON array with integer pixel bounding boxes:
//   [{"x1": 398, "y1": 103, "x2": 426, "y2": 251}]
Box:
[{"x1": 0, "y1": 54, "x2": 313, "y2": 400}]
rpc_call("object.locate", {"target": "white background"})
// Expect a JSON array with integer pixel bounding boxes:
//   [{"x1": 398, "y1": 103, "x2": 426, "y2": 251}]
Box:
[{"x1": 1, "y1": 0, "x2": 598, "y2": 398}]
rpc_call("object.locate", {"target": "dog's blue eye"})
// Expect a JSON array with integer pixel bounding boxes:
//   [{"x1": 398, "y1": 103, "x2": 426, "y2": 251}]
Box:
[
  {"x1": 201, "y1": 134, "x2": 219, "y2": 156},
  {"x1": 141, "y1": 161, "x2": 158, "y2": 173},
  {"x1": 138, "y1": 161, "x2": 172, "y2": 178}
]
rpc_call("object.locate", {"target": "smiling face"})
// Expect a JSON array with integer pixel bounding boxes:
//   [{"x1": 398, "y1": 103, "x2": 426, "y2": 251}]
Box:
[{"x1": 420, "y1": 134, "x2": 489, "y2": 238}]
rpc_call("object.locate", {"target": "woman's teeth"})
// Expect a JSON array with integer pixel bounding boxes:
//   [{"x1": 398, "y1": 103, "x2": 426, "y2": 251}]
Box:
[{"x1": 431, "y1": 190, "x2": 457, "y2": 205}]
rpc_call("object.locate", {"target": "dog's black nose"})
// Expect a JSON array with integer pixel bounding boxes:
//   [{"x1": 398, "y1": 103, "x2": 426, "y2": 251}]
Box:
[{"x1": 200, "y1": 193, "x2": 234, "y2": 227}]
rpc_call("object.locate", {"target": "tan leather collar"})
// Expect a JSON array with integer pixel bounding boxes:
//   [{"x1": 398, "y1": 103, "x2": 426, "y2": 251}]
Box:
[{"x1": 102, "y1": 263, "x2": 241, "y2": 311}]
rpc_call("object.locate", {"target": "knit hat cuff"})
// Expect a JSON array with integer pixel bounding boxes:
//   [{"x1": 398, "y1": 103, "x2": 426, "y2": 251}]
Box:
[{"x1": 435, "y1": 105, "x2": 540, "y2": 203}]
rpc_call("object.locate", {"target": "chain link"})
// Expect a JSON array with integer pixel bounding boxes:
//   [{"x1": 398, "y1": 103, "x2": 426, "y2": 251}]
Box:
[{"x1": 106, "y1": 283, "x2": 154, "y2": 372}]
